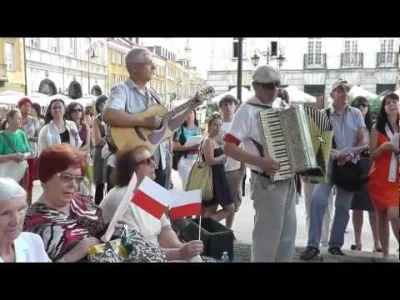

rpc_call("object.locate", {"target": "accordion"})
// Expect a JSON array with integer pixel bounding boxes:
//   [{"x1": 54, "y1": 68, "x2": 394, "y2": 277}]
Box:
[{"x1": 257, "y1": 105, "x2": 333, "y2": 183}]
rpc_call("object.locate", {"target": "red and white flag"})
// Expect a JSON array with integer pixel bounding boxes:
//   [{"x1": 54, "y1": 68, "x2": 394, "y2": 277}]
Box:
[
  {"x1": 169, "y1": 190, "x2": 202, "y2": 221},
  {"x1": 131, "y1": 176, "x2": 171, "y2": 219}
]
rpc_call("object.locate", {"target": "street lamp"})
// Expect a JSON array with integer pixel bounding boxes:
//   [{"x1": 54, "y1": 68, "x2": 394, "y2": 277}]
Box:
[
  {"x1": 87, "y1": 38, "x2": 97, "y2": 95},
  {"x1": 251, "y1": 47, "x2": 286, "y2": 69}
]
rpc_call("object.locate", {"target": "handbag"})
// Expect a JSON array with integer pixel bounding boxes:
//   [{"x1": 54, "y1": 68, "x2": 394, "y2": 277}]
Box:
[
  {"x1": 185, "y1": 143, "x2": 213, "y2": 201},
  {"x1": 87, "y1": 226, "x2": 167, "y2": 263},
  {"x1": 331, "y1": 159, "x2": 367, "y2": 191},
  {"x1": 0, "y1": 131, "x2": 29, "y2": 182}
]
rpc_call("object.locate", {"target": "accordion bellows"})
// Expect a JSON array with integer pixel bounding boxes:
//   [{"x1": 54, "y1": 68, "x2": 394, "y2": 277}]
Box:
[{"x1": 258, "y1": 105, "x2": 333, "y2": 183}]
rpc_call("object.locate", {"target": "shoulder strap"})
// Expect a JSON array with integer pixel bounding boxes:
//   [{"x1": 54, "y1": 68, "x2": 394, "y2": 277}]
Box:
[
  {"x1": 250, "y1": 138, "x2": 265, "y2": 157},
  {"x1": 148, "y1": 88, "x2": 163, "y2": 105},
  {"x1": 325, "y1": 108, "x2": 337, "y2": 149},
  {"x1": 245, "y1": 102, "x2": 271, "y2": 109},
  {"x1": 1, "y1": 131, "x2": 18, "y2": 153}
]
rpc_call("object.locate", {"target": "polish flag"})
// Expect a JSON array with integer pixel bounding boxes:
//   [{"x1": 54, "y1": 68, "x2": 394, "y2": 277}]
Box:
[
  {"x1": 169, "y1": 190, "x2": 202, "y2": 221},
  {"x1": 131, "y1": 176, "x2": 171, "y2": 219}
]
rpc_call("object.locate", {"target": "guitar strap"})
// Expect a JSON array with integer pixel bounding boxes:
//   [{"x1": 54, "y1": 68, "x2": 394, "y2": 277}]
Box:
[{"x1": 148, "y1": 88, "x2": 163, "y2": 106}]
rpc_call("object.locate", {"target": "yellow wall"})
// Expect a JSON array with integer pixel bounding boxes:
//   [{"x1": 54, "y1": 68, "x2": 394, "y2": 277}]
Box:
[
  {"x1": 107, "y1": 47, "x2": 128, "y2": 93},
  {"x1": 0, "y1": 38, "x2": 26, "y2": 93}
]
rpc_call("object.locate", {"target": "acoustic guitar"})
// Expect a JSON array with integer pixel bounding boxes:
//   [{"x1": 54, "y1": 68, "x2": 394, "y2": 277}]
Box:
[{"x1": 107, "y1": 86, "x2": 214, "y2": 153}]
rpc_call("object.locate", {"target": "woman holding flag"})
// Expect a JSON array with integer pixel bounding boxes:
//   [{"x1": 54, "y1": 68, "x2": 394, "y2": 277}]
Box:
[{"x1": 100, "y1": 145, "x2": 204, "y2": 262}]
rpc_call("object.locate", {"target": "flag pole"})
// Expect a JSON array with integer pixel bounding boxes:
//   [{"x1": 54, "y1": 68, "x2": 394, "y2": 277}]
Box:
[{"x1": 198, "y1": 215, "x2": 202, "y2": 240}]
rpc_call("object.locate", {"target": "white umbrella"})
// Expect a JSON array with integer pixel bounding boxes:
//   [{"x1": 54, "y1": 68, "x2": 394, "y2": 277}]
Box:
[
  {"x1": 211, "y1": 87, "x2": 252, "y2": 104},
  {"x1": 0, "y1": 90, "x2": 25, "y2": 105},
  {"x1": 28, "y1": 92, "x2": 50, "y2": 107},
  {"x1": 284, "y1": 86, "x2": 316, "y2": 103},
  {"x1": 348, "y1": 86, "x2": 378, "y2": 100},
  {"x1": 75, "y1": 95, "x2": 97, "y2": 107},
  {"x1": 48, "y1": 94, "x2": 72, "y2": 106}
]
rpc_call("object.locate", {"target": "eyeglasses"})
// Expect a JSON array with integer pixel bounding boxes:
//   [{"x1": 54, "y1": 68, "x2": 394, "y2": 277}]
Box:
[
  {"x1": 134, "y1": 60, "x2": 154, "y2": 66},
  {"x1": 260, "y1": 81, "x2": 281, "y2": 90},
  {"x1": 135, "y1": 156, "x2": 155, "y2": 166},
  {"x1": 72, "y1": 108, "x2": 82, "y2": 113},
  {"x1": 57, "y1": 173, "x2": 84, "y2": 185}
]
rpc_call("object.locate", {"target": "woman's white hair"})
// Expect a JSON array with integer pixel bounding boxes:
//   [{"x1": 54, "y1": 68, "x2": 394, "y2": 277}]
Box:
[{"x1": 0, "y1": 178, "x2": 27, "y2": 203}]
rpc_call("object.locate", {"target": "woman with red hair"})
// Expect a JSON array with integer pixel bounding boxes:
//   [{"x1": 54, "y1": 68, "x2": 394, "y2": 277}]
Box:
[
  {"x1": 23, "y1": 143, "x2": 101, "y2": 262},
  {"x1": 18, "y1": 97, "x2": 41, "y2": 205},
  {"x1": 23, "y1": 143, "x2": 167, "y2": 262}
]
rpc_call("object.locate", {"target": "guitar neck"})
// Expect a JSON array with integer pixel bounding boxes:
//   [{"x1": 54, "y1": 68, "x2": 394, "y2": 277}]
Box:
[{"x1": 163, "y1": 98, "x2": 196, "y2": 122}]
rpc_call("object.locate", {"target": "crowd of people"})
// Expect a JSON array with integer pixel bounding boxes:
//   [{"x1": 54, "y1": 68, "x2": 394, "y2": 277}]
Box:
[{"x1": 0, "y1": 46, "x2": 398, "y2": 263}]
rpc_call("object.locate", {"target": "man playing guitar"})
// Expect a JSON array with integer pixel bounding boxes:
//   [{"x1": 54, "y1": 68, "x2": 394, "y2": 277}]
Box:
[{"x1": 103, "y1": 47, "x2": 203, "y2": 188}]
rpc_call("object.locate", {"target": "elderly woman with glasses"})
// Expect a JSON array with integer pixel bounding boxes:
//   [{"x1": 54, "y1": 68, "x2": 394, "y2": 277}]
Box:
[
  {"x1": 24, "y1": 143, "x2": 167, "y2": 263},
  {"x1": 0, "y1": 178, "x2": 50, "y2": 262},
  {"x1": 23, "y1": 143, "x2": 103, "y2": 262}
]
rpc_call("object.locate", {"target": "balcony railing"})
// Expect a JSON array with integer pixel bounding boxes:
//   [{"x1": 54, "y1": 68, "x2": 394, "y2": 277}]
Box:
[
  {"x1": 303, "y1": 53, "x2": 327, "y2": 69},
  {"x1": 0, "y1": 64, "x2": 7, "y2": 82},
  {"x1": 376, "y1": 52, "x2": 399, "y2": 68},
  {"x1": 341, "y1": 52, "x2": 364, "y2": 68}
]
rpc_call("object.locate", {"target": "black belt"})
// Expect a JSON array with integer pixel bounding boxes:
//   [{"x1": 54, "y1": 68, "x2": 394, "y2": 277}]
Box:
[{"x1": 251, "y1": 170, "x2": 271, "y2": 179}]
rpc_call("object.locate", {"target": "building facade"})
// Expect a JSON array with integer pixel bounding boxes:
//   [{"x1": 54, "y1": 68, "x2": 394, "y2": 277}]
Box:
[
  {"x1": 25, "y1": 38, "x2": 108, "y2": 98},
  {"x1": 206, "y1": 38, "x2": 400, "y2": 108},
  {"x1": 146, "y1": 45, "x2": 203, "y2": 107},
  {"x1": 106, "y1": 38, "x2": 135, "y2": 93},
  {"x1": 0, "y1": 38, "x2": 26, "y2": 93}
]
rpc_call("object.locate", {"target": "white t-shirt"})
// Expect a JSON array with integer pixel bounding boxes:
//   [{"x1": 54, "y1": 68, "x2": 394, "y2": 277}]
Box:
[
  {"x1": 226, "y1": 97, "x2": 272, "y2": 173},
  {"x1": 0, "y1": 232, "x2": 50, "y2": 263},
  {"x1": 221, "y1": 121, "x2": 241, "y2": 172},
  {"x1": 100, "y1": 186, "x2": 171, "y2": 246}
]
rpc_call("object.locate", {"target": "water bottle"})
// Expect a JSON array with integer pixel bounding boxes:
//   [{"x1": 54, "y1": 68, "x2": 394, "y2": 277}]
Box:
[{"x1": 220, "y1": 251, "x2": 230, "y2": 262}]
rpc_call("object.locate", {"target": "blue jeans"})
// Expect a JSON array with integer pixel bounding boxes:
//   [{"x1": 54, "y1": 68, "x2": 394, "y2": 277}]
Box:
[{"x1": 307, "y1": 181, "x2": 354, "y2": 249}]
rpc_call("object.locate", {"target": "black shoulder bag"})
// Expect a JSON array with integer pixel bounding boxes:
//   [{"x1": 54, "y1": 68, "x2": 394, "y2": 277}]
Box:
[
  {"x1": 172, "y1": 126, "x2": 187, "y2": 171},
  {"x1": 325, "y1": 109, "x2": 368, "y2": 192}
]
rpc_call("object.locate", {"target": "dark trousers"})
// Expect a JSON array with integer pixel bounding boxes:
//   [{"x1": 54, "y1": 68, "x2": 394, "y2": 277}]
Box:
[
  {"x1": 106, "y1": 165, "x2": 114, "y2": 192},
  {"x1": 95, "y1": 183, "x2": 105, "y2": 205},
  {"x1": 155, "y1": 167, "x2": 167, "y2": 188}
]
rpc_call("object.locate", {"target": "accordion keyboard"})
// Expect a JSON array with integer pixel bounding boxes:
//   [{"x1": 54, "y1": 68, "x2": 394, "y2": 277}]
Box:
[{"x1": 258, "y1": 109, "x2": 292, "y2": 180}]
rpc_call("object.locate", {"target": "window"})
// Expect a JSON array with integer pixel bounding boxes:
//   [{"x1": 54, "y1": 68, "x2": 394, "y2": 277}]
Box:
[
  {"x1": 29, "y1": 38, "x2": 40, "y2": 48},
  {"x1": 69, "y1": 38, "x2": 76, "y2": 56},
  {"x1": 47, "y1": 38, "x2": 59, "y2": 53},
  {"x1": 4, "y1": 42, "x2": 15, "y2": 71},
  {"x1": 306, "y1": 38, "x2": 322, "y2": 66},
  {"x1": 376, "y1": 84, "x2": 396, "y2": 95},
  {"x1": 380, "y1": 39, "x2": 395, "y2": 65},
  {"x1": 304, "y1": 85, "x2": 325, "y2": 109},
  {"x1": 344, "y1": 39, "x2": 358, "y2": 53},
  {"x1": 118, "y1": 52, "x2": 122, "y2": 66},
  {"x1": 111, "y1": 51, "x2": 117, "y2": 64}
]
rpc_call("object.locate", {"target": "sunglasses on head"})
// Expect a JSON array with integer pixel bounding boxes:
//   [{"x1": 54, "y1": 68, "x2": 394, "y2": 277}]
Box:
[
  {"x1": 358, "y1": 103, "x2": 367, "y2": 108},
  {"x1": 259, "y1": 81, "x2": 281, "y2": 90}
]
